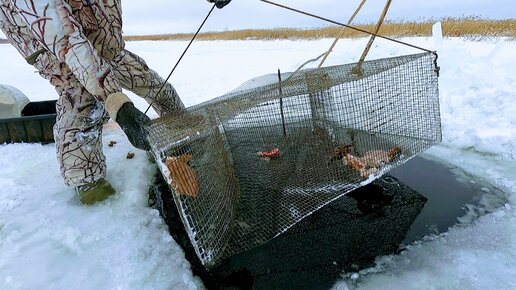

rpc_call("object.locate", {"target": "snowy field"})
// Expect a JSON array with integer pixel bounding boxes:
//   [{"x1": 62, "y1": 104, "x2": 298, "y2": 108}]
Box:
[{"x1": 0, "y1": 37, "x2": 515, "y2": 289}]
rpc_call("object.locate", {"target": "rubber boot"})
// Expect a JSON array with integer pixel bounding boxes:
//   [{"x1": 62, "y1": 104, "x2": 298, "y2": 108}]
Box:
[{"x1": 76, "y1": 178, "x2": 116, "y2": 205}]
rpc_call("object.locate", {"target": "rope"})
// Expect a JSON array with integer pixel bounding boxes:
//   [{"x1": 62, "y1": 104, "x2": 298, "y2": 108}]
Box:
[
  {"x1": 144, "y1": 4, "x2": 216, "y2": 115},
  {"x1": 317, "y1": 0, "x2": 368, "y2": 68},
  {"x1": 286, "y1": 0, "x2": 368, "y2": 80},
  {"x1": 286, "y1": 52, "x2": 327, "y2": 81},
  {"x1": 258, "y1": 0, "x2": 433, "y2": 53}
]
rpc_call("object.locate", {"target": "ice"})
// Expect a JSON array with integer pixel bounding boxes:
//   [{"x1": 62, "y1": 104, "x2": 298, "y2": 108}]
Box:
[
  {"x1": 0, "y1": 37, "x2": 515, "y2": 289},
  {"x1": 432, "y1": 22, "x2": 443, "y2": 51},
  {"x1": 334, "y1": 189, "x2": 516, "y2": 289}
]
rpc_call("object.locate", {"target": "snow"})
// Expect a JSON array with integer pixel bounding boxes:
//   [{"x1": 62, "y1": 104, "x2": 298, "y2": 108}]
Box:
[
  {"x1": 0, "y1": 36, "x2": 515, "y2": 289},
  {"x1": 0, "y1": 132, "x2": 202, "y2": 290}
]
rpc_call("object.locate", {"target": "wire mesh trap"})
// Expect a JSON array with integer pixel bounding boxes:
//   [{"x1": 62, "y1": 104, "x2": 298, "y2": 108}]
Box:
[
  {"x1": 209, "y1": 175, "x2": 428, "y2": 290},
  {"x1": 146, "y1": 51, "x2": 441, "y2": 267},
  {"x1": 149, "y1": 172, "x2": 427, "y2": 289}
]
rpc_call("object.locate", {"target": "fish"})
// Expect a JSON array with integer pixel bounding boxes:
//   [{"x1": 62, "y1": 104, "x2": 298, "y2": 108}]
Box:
[
  {"x1": 165, "y1": 154, "x2": 200, "y2": 198},
  {"x1": 328, "y1": 144, "x2": 353, "y2": 163},
  {"x1": 343, "y1": 147, "x2": 401, "y2": 178},
  {"x1": 257, "y1": 148, "x2": 281, "y2": 159}
]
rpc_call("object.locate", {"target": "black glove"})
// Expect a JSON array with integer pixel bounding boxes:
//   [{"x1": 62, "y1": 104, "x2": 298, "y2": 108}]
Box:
[
  {"x1": 116, "y1": 102, "x2": 151, "y2": 150},
  {"x1": 207, "y1": 0, "x2": 232, "y2": 9}
]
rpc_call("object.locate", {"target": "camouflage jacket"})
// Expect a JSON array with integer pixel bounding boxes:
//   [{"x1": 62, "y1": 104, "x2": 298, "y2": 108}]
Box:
[{"x1": 0, "y1": 0, "x2": 125, "y2": 101}]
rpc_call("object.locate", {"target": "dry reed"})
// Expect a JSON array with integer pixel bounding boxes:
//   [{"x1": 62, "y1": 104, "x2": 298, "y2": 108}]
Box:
[{"x1": 123, "y1": 18, "x2": 515, "y2": 42}]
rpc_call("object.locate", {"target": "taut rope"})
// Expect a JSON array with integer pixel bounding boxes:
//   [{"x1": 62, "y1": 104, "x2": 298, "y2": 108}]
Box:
[
  {"x1": 144, "y1": 4, "x2": 217, "y2": 114},
  {"x1": 258, "y1": 0, "x2": 433, "y2": 53}
]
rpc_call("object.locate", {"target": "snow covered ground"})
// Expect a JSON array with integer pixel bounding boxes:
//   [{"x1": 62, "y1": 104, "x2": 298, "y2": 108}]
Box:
[{"x1": 0, "y1": 37, "x2": 515, "y2": 289}]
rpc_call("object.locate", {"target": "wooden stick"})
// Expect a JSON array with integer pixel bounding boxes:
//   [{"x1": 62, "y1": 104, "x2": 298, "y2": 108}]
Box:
[
  {"x1": 317, "y1": 0, "x2": 368, "y2": 68},
  {"x1": 353, "y1": 0, "x2": 392, "y2": 74}
]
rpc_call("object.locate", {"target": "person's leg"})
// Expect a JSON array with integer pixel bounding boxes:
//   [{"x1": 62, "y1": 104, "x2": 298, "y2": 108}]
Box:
[
  {"x1": 37, "y1": 54, "x2": 115, "y2": 203},
  {"x1": 2, "y1": 5, "x2": 114, "y2": 203},
  {"x1": 54, "y1": 93, "x2": 108, "y2": 187},
  {"x1": 55, "y1": 94, "x2": 108, "y2": 188},
  {"x1": 113, "y1": 50, "x2": 185, "y2": 117}
]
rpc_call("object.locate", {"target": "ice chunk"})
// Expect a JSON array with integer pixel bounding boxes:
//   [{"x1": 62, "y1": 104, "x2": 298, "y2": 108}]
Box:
[{"x1": 432, "y1": 22, "x2": 443, "y2": 51}]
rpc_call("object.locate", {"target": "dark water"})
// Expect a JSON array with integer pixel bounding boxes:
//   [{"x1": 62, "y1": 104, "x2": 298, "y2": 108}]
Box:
[
  {"x1": 149, "y1": 155, "x2": 506, "y2": 290},
  {"x1": 390, "y1": 156, "x2": 506, "y2": 245}
]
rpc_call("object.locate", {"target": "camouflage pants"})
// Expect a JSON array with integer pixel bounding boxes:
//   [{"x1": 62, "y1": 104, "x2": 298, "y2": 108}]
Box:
[{"x1": 50, "y1": 50, "x2": 184, "y2": 187}]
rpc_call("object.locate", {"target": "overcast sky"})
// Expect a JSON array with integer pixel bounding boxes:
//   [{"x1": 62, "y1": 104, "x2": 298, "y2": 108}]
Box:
[
  {"x1": 120, "y1": 0, "x2": 515, "y2": 35},
  {"x1": 0, "y1": 0, "x2": 513, "y2": 38}
]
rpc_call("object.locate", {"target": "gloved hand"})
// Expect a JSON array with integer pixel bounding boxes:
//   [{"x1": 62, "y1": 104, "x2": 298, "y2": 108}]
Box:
[
  {"x1": 105, "y1": 92, "x2": 151, "y2": 150},
  {"x1": 207, "y1": 0, "x2": 232, "y2": 9}
]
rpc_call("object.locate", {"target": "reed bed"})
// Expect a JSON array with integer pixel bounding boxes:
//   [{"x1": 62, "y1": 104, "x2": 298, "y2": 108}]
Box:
[{"x1": 124, "y1": 18, "x2": 515, "y2": 42}]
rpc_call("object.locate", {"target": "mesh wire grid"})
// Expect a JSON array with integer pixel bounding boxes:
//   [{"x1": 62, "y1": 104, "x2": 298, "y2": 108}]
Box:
[
  {"x1": 211, "y1": 176, "x2": 428, "y2": 290},
  {"x1": 146, "y1": 51, "x2": 441, "y2": 267}
]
